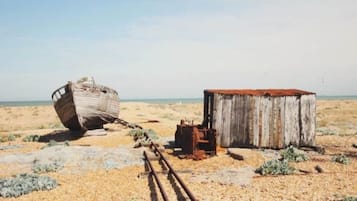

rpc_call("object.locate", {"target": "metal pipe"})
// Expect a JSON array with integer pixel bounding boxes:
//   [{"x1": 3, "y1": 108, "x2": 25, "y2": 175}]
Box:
[
  {"x1": 151, "y1": 142, "x2": 197, "y2": 201},
  {"x1": 143, "y1": 151, "x2": 169, "y2": 201}
]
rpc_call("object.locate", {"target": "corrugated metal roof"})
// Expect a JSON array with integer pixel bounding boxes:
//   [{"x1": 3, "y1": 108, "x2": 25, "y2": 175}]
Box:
[{"x1": 204, "y1": 89, "x2": 315, "y2": 97}]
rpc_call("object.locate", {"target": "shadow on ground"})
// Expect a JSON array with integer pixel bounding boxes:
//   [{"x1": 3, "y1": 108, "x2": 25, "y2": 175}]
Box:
[{"x1": 39, "y1": 130, "x2": 82, "y2": 142}]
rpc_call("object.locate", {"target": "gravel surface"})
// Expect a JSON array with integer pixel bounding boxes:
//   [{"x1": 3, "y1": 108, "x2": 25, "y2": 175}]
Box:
[
  {"x1": 0, "y1": 145, "x2": 144, "y2": 175},
  {"x1": 191, "y1": 166, "x2": 256, "y2": 186}
]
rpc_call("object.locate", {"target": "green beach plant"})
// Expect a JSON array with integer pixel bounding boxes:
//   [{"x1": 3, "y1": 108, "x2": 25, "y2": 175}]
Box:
[
  {"x1": 22, "y1": 135, "x2": 41, "y2": 142},
  {"x1": 41, "y1": 140, "x2": 70, "y2": 149},
  {"x1": 343, "y1": 196, "x2": 357, "y2": 201},
  {"x1": 0, "y1": 134, "x2": 22, "y2": 143},
  {"x1": 128, "y1": 128, "x2": 159, "y2": 148},
  {"x1": 255, "y1": 159, "x2": 295, "y2": 175},
  {"x1": 332, "y1": 154, "x2": 350, "y2": 165},
  {"x1": 32, "y1": 161, "x2": 64, "y2": 174},
  {"x1": 281, "y1": 146, "x2": 309, "y2": 162},
  {"x1": 0, "y1": 173, "x2": 57, "y2": 198}
]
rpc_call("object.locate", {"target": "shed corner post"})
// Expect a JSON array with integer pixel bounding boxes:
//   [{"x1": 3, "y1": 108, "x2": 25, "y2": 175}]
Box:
[{"x1": 203, "y1": 90, "x2": 214, "y2": 129}]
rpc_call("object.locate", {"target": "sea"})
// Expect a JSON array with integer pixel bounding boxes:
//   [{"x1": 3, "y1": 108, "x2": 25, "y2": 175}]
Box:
[
  {"x1": 0, "y1": 98, "x2": 203, "y2": 107},
  {"x1": 0, "y1": 96, "x2": 356, "y2": 107}
]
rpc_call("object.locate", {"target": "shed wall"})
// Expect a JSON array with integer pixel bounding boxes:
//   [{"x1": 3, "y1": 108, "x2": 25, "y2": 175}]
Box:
[{"x1": 211, "y1": 93, "x2": 316, "y2": 148}]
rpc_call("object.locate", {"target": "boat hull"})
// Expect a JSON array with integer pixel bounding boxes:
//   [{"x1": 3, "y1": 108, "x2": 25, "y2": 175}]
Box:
[{"x1": 52, "y1": 78, "x2": 120, "y2": 132}]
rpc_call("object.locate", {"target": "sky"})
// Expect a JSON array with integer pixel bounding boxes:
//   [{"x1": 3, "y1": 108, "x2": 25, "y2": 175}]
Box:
[{"x1": 0, "y1": 0, "x2": 356, "y2": 101}]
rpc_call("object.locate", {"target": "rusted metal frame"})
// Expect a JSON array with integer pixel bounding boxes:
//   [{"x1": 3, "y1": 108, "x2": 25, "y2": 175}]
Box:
[
  {"x1": 151, "y1": 142, "x2": 197, "y2": 201},
  {"x1": 209, "y1": 93, "x2": 214, "y2": 129},
  {"x1": 203, "y1": 91, "x2": 214, "y2": 129},
  {"x1": 143, "y1": 151, "x2": 169, "y2": 201},
  {"x1": 203, "y1": 91, "x2": 209, "y2": 128}
]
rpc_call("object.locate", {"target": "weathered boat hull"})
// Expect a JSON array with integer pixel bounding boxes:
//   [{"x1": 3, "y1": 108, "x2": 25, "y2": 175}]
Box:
[{"x1": 52, "y1": 78, "x2": 120, "y2": 132}]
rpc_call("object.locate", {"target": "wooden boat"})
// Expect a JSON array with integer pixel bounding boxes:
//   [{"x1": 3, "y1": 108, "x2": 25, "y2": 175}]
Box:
[{"x1": 51, "y1": 77, "x2": 120, "y2": 132}]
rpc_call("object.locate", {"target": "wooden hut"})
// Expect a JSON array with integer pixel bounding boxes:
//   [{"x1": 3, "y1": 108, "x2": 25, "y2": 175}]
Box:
[{"x1": 203, "y1": 89, "x2": 316, "y2": 149}]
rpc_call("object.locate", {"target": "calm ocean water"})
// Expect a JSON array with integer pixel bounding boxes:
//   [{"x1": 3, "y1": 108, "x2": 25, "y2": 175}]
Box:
[
  {"x1": 0, "y1": 98, "x2": 203, "y2": 107},
  {"x1": 0, "y1": 96, "x2": 356, "y2": 107}
]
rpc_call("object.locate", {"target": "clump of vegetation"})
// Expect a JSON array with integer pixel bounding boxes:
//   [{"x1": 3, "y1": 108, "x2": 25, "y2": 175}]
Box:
[
  {"x1": 22, "y1": 135, "x2": 41, "y2": 142},
  {"x1": 255, "y1": 159, "x2": 295, "y2": 175},
  {"x1": 32, "y1": 161, "x2": 64, "y2": 174},
  {"x1": 316, "y1": 127, "x2": 336, "y2": 135},
  {"x1": 281, "y1": 146, "x2": 309, "y2": 162},
  {"x1": 0, "y1": 173, "x2": 57, "y2": 198},
  {"x1": 0, "y1": 144, "x2": 23, "y2": 150},
  {"x1": 332, "y1": 154, "x2": 351, "y2": 165},
  {"x1": 344, "y1": 196, "x2": 357, "y2": 201},
  {"x1": 128, "y1": 129, "x2": 159, "y2": 148},
  {"x1": 48, "y1": 122, "x2": 64, "y2": 129},
  {"x1": 0, "y1": 134, "x2": 22, "y2": 143},
  {"x1": 41, "y1": 140, "x2": 70, "y2": 149},
  {"x1": 37, "y1": 125, "x2": 46, "y2": 129}
]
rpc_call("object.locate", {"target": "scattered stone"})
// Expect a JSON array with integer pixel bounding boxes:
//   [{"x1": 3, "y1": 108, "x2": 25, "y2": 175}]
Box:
[
  {"x1": 83, "y1": 129, "x2": 107, "y2": 136},
  {"x1": 300, "y1": 145, "x2": 325, "y2": 154},
  {"x1": 315, "y1": 165, "x2": 324, "y2": 173},
  {"x1": 227, "y1": 148, "x2": 245, "y2": 160}
]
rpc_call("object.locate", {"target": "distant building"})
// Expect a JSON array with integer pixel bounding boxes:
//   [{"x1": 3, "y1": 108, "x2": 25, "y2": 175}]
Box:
[{"x1": 203, "y1": 89, "x2": 316, "y2": 149}]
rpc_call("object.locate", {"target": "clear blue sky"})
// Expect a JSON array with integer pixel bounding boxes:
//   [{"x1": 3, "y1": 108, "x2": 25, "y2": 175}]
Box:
[{"x1": 0, "y1": 0, "x2": 356, "y2": 101}]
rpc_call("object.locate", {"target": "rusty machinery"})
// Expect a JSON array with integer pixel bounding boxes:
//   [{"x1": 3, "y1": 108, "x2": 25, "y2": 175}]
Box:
[{"x1": 174, "y1": 120, "x2": 216, "y2": 160}]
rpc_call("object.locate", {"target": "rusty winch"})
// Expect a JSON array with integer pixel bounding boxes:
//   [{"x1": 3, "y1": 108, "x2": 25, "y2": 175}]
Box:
[{"x1": 174, "y1": 120, "x2": 216, "y2": 160}]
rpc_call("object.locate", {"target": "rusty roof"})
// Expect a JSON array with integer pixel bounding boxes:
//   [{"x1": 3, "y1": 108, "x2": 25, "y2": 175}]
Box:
[{"x1": 204, "y1": 89, "x2": 315, "y2": 97}]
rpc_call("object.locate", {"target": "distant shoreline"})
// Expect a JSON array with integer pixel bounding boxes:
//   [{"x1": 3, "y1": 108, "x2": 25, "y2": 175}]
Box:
[{"x1": 0, "y1": 96, "x2": 357, "y2": 107}]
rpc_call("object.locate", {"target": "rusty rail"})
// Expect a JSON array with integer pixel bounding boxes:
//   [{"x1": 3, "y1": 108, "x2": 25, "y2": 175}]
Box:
[
  {"x1": 149, "y1": 142, "x2": 197, "y2": 201},
  {"x1": 143, "y1": 150, "x2": 169, "y2": 201},
  {"x1": 116, "y1": 118, "x2": 197, "y2": 201}
]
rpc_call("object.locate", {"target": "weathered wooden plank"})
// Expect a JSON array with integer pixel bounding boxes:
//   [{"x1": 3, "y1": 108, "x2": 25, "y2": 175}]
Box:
[
  {"x1": 248, "y1": 96, "x2": 256, "y2": 146},
  {"x1": 209, "y1": 90, "x2": 315, "y2": 149},
  {"x1": 275, "y1": 97, "x2": 285, "y2": 148},
  {"x1": 242, "y1": 95, "x2": 250, "y2": 144},
  {"x1": 221, "y1": 95, "x2": 232, "y2": 147},
  {"x1": 261, "y1": 97, "x2": 272, "y2": 147},
  {"x1": 230, "y1": 95, "x2": 239, "y2": 146},
  {"x1": 300, "y1": 94, "x2": 316, "y2": 146},
  {"x1": 278, "y1": 96, "x2": 286, "y2": 148},
  {"x1": 213, "y1": 94, "x2": 223, "y2": 146},
  {"x1": 252, "y1": 96, "x2": 261, "y2": 147},
  {"x1": 236, "y1": 95, "x2": 244, "y2": 145},
  {"x1": 268, "y1": 97, "x2": 275, "y2": 148},
  {"x1": 284, "y1": 96, "x2": 300, "y2": 146}
]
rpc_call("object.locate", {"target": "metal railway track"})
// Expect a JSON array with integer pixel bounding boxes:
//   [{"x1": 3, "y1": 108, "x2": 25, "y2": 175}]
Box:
[{"x1": 116, "y1": 118, "x2": 197, "y2": 201}]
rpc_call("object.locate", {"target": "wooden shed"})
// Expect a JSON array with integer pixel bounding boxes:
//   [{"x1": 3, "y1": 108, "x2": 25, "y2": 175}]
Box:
[{"x1": 202, "y1": 89, "x2": 316, "y2": 149}]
